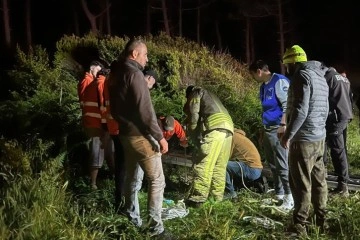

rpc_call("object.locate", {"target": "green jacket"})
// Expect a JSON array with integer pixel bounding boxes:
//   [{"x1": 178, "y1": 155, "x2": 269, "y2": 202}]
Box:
[{"x1": 183, "y1": 86, "x2": 234, "y2": 140}]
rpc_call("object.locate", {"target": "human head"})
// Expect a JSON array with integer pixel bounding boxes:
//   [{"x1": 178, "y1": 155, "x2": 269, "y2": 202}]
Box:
[
  {"x1": 89, "y1": 60, "x2": 103, "y2": 77},
  {"x1": 282, "y1": 45, "x2": 307, "y2": 74},
  {"x1": 160, "y1": 116, "x2": 175, "y2": 131},
  {"x1": 143, "y1": 69, "x2": 158, "y2": 89},
  {"x1": 185, "y1": 85, "x2": 195, "y2": 98},
  {"x1": 123, "y1": 38, "x2": 148, "y2": 68},
  {"x1": 248, "y1": 60, "x2": 270, "y2": 83}
]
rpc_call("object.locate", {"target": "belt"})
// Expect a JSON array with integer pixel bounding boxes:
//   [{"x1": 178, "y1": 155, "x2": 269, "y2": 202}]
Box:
[{"x1": 263, "y1": 125, "x2": 278, "y2": 131}]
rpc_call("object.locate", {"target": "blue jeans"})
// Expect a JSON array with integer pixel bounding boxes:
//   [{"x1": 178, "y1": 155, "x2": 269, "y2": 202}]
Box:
[
  {"x1": 225, "y1": 161, "x2": 262, "y2": 193},
  {"x1": 263, "y1": 127, "x2": 291, "y2": 195}
]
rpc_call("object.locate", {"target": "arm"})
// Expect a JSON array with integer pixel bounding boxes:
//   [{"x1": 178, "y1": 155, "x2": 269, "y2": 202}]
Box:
[
  {"x1": 275, "y1": 78, "x2": 289, "y2": 138},
  {"x1": 281, "y1": 71, "x2": 311, "y2": 148}
]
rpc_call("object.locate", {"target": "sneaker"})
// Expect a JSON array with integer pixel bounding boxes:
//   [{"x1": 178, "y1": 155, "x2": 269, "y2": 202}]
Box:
[
  {"x1": 287, "y1": 223, "x2": 307, "y2": 237},
  {"x1": 223, "y1": 191, "x2": 238, "y2": 200},
  {"x1": 278, "y1": 194, "x2": 294, "y2": 212},
  {"x1": 329, "y1": 183, "x2": 349, "y2": 197},
  {"x1": 275, "y1": 194, "x2": 284, "y2": 201},
  {"x1": 91, "y1": 184, "x2": 98, "y2": 190}
]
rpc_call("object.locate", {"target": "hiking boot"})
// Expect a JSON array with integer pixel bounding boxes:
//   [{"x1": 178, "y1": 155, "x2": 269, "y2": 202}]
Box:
[
  {"x1": 329, "y1": 182, "x2": 349, "y2": 197},
  {"x1": 223, "y1": 191, "x2": 238, "y2": 200},
  {"x1": 278, "y1": 194, "x2": 294, "y2": 212},
  {"x1": 287, "y1": 223, "x2": 308, "y2": 237}
]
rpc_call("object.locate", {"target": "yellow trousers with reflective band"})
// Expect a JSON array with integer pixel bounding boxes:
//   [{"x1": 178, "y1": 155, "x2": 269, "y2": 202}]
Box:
[{"x1": 189, "y1": 130, "x2": 233, "y2": 202}]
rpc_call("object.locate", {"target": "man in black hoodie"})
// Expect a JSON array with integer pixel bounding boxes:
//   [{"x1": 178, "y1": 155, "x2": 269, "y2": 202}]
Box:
[{"x1": 323, "y1": 65, "x2": 353, "y2": 197}]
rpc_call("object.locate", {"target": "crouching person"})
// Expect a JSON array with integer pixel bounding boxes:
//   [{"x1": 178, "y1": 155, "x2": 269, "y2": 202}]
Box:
[{"x1": 224, "y1": 128, "x2": 263, "y2": 199}]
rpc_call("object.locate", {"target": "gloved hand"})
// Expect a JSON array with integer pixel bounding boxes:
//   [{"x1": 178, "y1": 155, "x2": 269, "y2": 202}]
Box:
[{"x1": 146, "y1": 134, "x2": 160, "y2": 152}]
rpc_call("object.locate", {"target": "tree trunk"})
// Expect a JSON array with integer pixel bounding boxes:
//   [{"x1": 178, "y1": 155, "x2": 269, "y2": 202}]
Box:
[
  {"x1": 277, "y1": 0, "x2": 285, "y2": 74},
  {"x1": 215, "y1": 19, "x2": 222, "y2": 51},
  {"x1": 81, "y1": 0, "x2": 99, "y2": 36},
  {"x1": 196, "y1": 0, "x2": 201, "y2": 43},
  {"x1": 161, "y1": 0, "x2": 170, "y2": 35},
  {"x1": 105, "y1": 0, "x2": 111, "y2": 35},
  {"x1": 145, "y1": 0, "x2": 151, "y2": 35},
  {"x1": 2, "y1": 0, "x2": 11, "y2": 49},
  {"x1": 25, "y1": 0, "x2": 32, "y2": 50},
  {"x1": 178, "y1": 0, "x2": 182, "y2": 37},
  {"x1": 245, "y1": 16, "x2": 251, "y2": 65}
]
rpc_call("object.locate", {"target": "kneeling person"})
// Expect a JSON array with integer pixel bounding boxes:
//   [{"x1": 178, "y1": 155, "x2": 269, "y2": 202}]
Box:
[{"x1": 225, "y1": 128, "x2": 263, "y2": 199}]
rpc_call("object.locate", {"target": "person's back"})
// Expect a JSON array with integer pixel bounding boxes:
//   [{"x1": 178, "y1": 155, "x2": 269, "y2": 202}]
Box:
[
  {"x1": 280, "y1": 45, "x2": 329, "y2": 237},
  {"x1": 322, "y1": 66, "x2": 353, "y2": 196},
  {"x1": 285, "y1": 60, "x2": 329, "y2": 141}
]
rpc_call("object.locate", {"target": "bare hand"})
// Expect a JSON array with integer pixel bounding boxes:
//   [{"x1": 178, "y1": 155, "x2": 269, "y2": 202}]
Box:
[
  {"x1": 277, "y1": 125, "x2": 286, "y2": 139},
  {"x1": 159, "y1": 138, "x2": 168, "y2": 154},
  {"x1": 280, "y1": 136, "x2": 290, "y2": 149}
]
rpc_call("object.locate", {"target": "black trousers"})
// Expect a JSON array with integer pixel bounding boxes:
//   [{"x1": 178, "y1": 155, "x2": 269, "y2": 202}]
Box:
[
  {"x1": 111, "y1": 134, "x2": 125, "y2": 210},
  {"x1": 324, "y1": 120, "x2": 349, "y2": 183}
]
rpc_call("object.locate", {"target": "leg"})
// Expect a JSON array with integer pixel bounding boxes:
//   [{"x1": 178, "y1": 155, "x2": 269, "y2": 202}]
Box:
[
  {"x1": 112, "y1": 134, "x2": 125, "y2": 210},
  {"x1": 311, "y1": 139, "x2": 327, "y2": 227},
  {"x1": 289, "y1": 141, "x2": 314, "y2": 226},
  {"x1": 263, "y1": 129, "x2": 284, "y2": 195},
  {"x1": 211, "y1": 132, "x2": 232, "y2": 201},
  {"x1": 89, "y1": 136, "x2": 104, "y2": 189}
]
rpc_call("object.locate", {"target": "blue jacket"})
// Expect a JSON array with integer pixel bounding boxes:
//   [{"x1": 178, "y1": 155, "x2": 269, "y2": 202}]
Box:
[{"x1": 260, "y1": 73, "x2": 290, "y2": 126}]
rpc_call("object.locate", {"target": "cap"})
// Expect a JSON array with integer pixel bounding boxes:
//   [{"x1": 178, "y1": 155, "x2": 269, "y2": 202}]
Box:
[
  {"x1": 143, "y1": 69, "x2": 158, "y2": 80},
  {"x1": 162, "y1": 116, "x2": 175, "y2": 131},
  {"x1": 282, "y1": 45, "x2": 307, "y2": 64}
]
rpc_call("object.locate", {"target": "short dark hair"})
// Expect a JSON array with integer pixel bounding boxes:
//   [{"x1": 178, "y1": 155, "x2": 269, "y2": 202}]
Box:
[
  {"x1": 186, "y1": 85, "x2": 195, "y2": 98},
  {"x1": 90, "y1": 60, "x2": 104, "y2": 68},
  {"x1": 122, "y1": 38, "x2": 146, "y2": 57},
  {"x1": 249, "y1": 60, "x2": 269, "y2": 73}
]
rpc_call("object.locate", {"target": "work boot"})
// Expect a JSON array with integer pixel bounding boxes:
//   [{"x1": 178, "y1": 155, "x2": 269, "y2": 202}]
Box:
[
  {"x1": 287, "y1": 223, "x2": 308, "y2": 237},
  {"x1": 329, "y1": 182, "x2": 349, "y2": 197},
  {"x1": 278, "y1": 194, "x2": 294, "y2": 212},
  {"x1": 223, "y1": 191, "x2": 238, "y2": 200}
]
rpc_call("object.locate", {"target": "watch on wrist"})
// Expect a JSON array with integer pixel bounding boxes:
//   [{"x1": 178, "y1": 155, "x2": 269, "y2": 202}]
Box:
[{"x1": 280, "y1": 123, "x2": 286, "y2": 127}]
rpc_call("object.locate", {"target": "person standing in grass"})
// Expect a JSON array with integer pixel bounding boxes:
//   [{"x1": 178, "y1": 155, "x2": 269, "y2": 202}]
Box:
[
  {"x1": 108, "y1": 38, "x2": 168, "y2": 238},
  {"x1": 322, "y1": 64, "x2": 353, "y2": 197},
  {"x1": 279, "y1": 45, "x2": 329, "y2": 237},
  {"x1": 78, "y1": 60, "x2": 114, "y2": 190},
  {"x1": 249, "y1": 60, "x2": 294, "y2": 211},
  {"x1": 183, "y1": 85, "x2": 234, "y2": 207}
]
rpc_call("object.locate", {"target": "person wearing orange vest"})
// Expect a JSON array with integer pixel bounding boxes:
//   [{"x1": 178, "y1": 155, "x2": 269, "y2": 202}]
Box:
[
  {"x1": 157, "y1": 116, "x2": 188, "y2": 147},
  {"x1": 78, "y1": 60, "x2": 114, "y2": 190}
]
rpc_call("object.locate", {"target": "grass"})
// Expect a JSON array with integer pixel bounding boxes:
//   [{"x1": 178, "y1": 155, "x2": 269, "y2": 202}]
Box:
[{"x1": 1, "y1": 120, "x2": 360, "y2": 239}]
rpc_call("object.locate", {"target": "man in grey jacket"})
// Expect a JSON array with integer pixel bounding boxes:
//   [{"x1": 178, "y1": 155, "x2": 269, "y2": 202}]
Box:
[
  {"x1": 279, "y1": 45, "x2": 329, "y2": 237},
  {"x1": 108, "y1": 38, "x2": 168, "y2": 238}
]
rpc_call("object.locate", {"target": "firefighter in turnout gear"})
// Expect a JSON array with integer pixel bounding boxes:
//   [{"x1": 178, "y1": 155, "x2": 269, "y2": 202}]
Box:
[{"x1": 183, "y1": 85, "x2": 234, "y2": 207}]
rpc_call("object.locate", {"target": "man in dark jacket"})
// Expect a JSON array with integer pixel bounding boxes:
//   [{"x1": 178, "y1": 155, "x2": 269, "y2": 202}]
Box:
[
  {"x1": 183, "y1": 85, "x2": 234, "y2": 207},
  {"x1": 108, "y1": 38, "x2": 168, "y2": 238},
  {"x1": 279, "y1": 45, "x2": 329, "y2": 237},
  {"x1": 322, "y1": 65, "x2": 353, "y2": 197}
]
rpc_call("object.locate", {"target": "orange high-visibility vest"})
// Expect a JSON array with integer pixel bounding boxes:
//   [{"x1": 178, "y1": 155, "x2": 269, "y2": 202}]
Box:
[{"x1": 78, "y1": 73, "x2": 107, "y2": 129}]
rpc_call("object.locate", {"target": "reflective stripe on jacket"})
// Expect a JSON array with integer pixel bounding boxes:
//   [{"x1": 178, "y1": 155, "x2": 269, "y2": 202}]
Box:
[{"x1": 78, "y1": 73, "x2": 107, "y2": 129}]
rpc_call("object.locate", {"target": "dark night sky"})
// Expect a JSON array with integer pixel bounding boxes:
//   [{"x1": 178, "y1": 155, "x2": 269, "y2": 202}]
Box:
[{"x1": 2, "y1": 0, "x2": 359, "y2": 84}]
